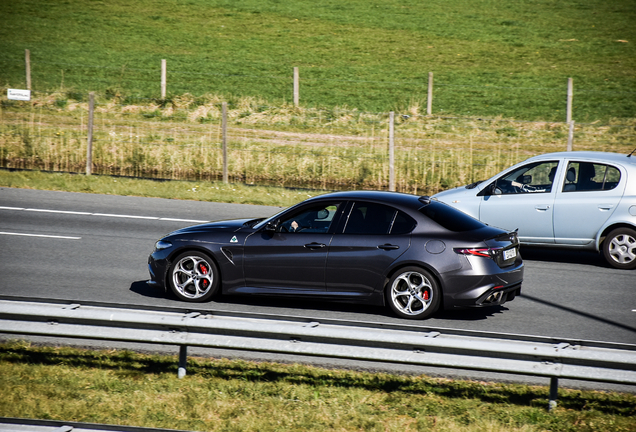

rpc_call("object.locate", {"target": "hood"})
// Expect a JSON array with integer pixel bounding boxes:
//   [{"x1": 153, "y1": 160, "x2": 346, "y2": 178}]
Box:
[
  {"x1": 433, "y1": 183, "x2": 480, "y2": 201},
  {"x1": 167, "y1": 218, "x2": 254, "y2": 236}
]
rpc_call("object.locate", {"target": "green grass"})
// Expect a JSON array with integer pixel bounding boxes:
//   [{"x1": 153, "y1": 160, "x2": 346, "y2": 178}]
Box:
[
  {"x1": 1, "y1": 0, "x2": 634, "y2": 121},
  {"x1": 1, "y1": 341, "x2": 635, "y2": 432},
  {"x1": 0, "y1": 169, "x2": 319, "y2": 208}
]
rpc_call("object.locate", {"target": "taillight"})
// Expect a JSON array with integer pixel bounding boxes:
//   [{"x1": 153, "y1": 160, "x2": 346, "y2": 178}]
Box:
[{"x1": 454, "y1": 247, "x2": 501, "y2": 258}]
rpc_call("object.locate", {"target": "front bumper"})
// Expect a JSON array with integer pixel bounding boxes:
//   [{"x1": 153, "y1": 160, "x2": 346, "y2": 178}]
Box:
[{"x1": 147, "y1": 249, "x2": 171, "y2": 291}]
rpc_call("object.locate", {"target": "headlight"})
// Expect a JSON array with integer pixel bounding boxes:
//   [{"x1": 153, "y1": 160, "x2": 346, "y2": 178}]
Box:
[{"x1": 155, "y1": 240, "x2": 173, "y2": 251}]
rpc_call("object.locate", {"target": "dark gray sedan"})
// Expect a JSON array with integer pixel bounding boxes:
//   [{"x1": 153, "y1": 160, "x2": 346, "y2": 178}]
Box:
[{"x1": 148, "y1": 191, "x2": 524, "y2": 319}]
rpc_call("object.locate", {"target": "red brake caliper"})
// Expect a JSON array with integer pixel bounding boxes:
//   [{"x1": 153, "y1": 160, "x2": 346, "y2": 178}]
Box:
[
  {"x1": 198, "y1": 263, "x2": 210, "y2": 288},
  {"x1": 422, "y1": 290, "x2": 429, "y2": 301}
]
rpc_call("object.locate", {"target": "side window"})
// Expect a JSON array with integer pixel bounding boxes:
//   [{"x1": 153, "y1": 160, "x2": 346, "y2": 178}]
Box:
[
  {"x1": 562, "y1": 162, "x2": 621, "y2": 192},
  {"x1": 279, "y1": 203, "x2": 340, "y2": 233},
  {"x1": 491, "y1": 161, "x2": 559, "y2": 195},
  {"x1": 344, "y1": 202, "x2": 414, "y2": 235}
]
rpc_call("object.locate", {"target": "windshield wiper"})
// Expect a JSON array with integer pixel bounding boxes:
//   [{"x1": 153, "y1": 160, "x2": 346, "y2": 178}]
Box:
[
  {"x1": 243, "y1": 218, "x2": 265, "y2": 227},
  {"x1": 465, "y1": 180, "x2": 484, "y2": 189}
]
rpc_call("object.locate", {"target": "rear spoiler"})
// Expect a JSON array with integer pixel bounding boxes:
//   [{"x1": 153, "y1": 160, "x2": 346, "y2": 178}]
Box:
[{"x1": 487, "y1": 229, "x2": 519, "y2": 244}]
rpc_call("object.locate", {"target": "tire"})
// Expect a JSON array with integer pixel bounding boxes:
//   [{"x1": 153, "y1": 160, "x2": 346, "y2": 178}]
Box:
[
  {"x1": 386, "y1": 267, "x2": 441, "y2": 319},
  {"x1": 602, "y1": 228, "x2": 636, "y2": 270},
  {"x1": 168, "y1": 251, "x2": 220, "y2": 302}
]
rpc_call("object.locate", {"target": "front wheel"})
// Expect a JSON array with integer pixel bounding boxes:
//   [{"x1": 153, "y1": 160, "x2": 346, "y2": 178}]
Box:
[
  {"x1": 386, "y1": 267, "x2": 441, "y2": 319},
  {"x1": 168, "y1": 251, "x2": 220, "y2": 301},
  {"x1": 602, "y1": 228, "x2": 636, "y2": 270}
]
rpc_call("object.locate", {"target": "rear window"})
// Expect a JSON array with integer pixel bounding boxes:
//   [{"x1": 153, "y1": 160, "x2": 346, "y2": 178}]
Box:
[{"x1": 420, "y1": 201, "x2": 485, "y2": 232}]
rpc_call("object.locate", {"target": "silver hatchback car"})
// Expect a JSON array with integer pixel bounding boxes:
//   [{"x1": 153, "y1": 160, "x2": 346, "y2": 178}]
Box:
[{"x1": 433, "y1": 151, "x2": 636, "y2": 269}]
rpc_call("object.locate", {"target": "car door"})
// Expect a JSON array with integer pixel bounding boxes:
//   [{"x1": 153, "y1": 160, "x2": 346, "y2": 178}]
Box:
[
  {"x1": 325, "y1": 201, "x2": 413, "y2": 296},
  {"x1": 553, "y1": 161, "x2": 624, "y2": 245},
  {"x1": 243, "y1": 201, "x2": 341, "y2": 291},
  {"x1": 478, "y1": 160, "x2": 559, "y2": 244}
]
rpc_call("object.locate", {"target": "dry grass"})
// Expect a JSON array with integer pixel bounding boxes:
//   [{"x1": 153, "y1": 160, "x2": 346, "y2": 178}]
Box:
[{"x1": 2, "y1": 91, "x2": 635, "y2": 195}]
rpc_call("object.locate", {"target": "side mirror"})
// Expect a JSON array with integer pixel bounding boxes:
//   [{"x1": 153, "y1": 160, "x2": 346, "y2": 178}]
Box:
[
  {"x1": 264, "y1": 219, "x2": 281, "y2": 232},
  {"x1": 264, "y1": 220, "x2": 278, "y2": 231},
  {"x1": 477, "y1": 183, "x2": 496, "y2": 197}
]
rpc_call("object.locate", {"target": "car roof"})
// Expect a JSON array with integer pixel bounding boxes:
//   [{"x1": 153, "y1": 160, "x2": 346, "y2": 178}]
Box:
[
  {"x1": 525, "y1": 151, "x2": 636, "y2": 167},
  {"x1": 308, "y1": 190, "x2": 424, "y2": 207}
]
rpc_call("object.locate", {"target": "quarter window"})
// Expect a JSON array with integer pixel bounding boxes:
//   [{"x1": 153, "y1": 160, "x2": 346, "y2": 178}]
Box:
[{"x1": 562, "y1": 162, "x2": 621, "y2": 192}]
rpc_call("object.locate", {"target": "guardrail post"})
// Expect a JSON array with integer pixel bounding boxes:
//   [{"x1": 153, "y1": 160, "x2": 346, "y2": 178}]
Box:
[
  {"x1": 548, "y1": 377, "x2": 559, "y2": 411},
  {"x1": 178, "y1": 345, "x2": 188, "y2": 378}
]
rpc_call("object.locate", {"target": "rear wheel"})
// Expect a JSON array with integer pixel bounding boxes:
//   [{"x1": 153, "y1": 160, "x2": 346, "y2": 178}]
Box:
[
  {"x1": 386, "y1": 267, "x2": 441, "y2": 319},
  {"x1": 603, "y1": 228, "x2": 636, "y2": 270},
  {"x1": 168, "y1": 251, "x2": 220, "y2": 301}
]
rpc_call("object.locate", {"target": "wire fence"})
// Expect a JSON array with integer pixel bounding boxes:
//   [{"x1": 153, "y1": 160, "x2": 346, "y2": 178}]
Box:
[
  {"x1": 1, "y1": 89, "x2": 635, "y2": 194},
  {"x1": 4, "y1": 54, "x2": 636, "y2": 121}
]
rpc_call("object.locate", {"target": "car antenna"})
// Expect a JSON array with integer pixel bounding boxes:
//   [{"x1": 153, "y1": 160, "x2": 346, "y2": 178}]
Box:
[{"x1": 628, "y1": 148, "x2": 636, "y2": 157}]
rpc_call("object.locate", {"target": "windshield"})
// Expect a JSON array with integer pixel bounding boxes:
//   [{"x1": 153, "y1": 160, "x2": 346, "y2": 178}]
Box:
[{"x1": 253, "y1": 206, "x2": 293, "y2": 230}]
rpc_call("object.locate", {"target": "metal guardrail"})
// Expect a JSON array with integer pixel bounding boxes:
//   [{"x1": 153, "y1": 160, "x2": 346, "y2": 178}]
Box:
[
  {"x1": 1, "y1": 298, "x2": 635, "y2": 411},
  {"x1": 0, "y1": 417, "x2": 193, "y2": 432}
]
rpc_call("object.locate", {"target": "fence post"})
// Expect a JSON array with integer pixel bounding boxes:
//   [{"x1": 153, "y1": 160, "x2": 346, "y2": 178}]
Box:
[
  {"x1": 86, "y1": 92, "x2": 95, "y2": 175},
  {"x1": 161, "y1": 59, "x2": 167, "y2": 99},
  {"x1": 427, "y1": 72, "x2": 433, "y2": 115},
  {"x1": 566, "y1": 78, "x2": 573, "y2": 124},
  {"x1": 293, "y1": 67, "x2": 299, "y2": 107},
  {"x1": 25, "y1": 49, "x2": 31, "y2": 90},
  {"x1": 389, "y1": 111, "x2": 395, "y2": 191},
  {"x1": 567, "y1": 121, "x2": 575, "y2": 151},
  {"x1": 222, "y1": 102, "x2": 228, "y2": 183}
]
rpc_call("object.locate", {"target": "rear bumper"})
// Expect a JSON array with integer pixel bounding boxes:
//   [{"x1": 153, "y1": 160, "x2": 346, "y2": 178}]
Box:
[
  {"x1": 472, "y1": 282, "x2": 522, "y2": 307},
  {"x1": 441, "y1": 258, "x2": 524, "y2": 309}
]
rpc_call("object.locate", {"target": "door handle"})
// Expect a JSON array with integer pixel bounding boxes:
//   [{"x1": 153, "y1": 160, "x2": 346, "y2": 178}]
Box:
[
  {"x1": 378, "y1": 244, "x2": 400, "y2": 250},
  {"x1": 598, "y1": 204, "x2": 614, "y2": 211},
  {"x1": 535, "y1": 205, "x2": 550, "y2": 211},
  {"x1": 304, "y1": 242, "x2": 326, "y2": 249}
]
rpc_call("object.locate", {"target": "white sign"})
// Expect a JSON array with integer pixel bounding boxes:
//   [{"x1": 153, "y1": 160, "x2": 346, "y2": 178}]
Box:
[{"x1": 8, "y1": 89, "x2": 31, "y2": 101}]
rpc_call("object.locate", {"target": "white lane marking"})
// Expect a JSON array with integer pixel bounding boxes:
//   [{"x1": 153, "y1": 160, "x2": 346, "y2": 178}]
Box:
[
  {"x1": 0, "y1": 206, "x2": 207, "y2": 223},
  {"x1": 159, "y1": 217, "x2": 208, "y2": 223},
  {"x1": 0, "y1": 232, "x2": 81, "y2": 240},
  {"x1": 93, "y1": 213, "x2": 158, "y2": 220},
  {"x1": 26, "y1": 208, "x2": 91, "y2": 215}
]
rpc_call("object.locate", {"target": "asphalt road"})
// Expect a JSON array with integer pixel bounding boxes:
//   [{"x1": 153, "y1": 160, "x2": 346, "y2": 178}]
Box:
[{"x1": 1, "y1": 187, "x2": 635, "y2": 390}]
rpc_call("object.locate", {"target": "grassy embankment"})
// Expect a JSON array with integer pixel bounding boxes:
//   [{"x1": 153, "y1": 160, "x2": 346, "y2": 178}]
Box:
[
  {"x1": 1, "y1": 341, "x2": 635, "y2": 432},
  {"x1": 1, "y1": 0, "x2": 635, "y2": 120},
  {"x1": 1, "y1": 0, "x2": 635, "y2": 193}
]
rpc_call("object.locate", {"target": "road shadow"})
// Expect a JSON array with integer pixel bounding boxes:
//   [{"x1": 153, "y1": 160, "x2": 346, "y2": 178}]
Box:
[
  {"x1": 520, "y1": 246, "x2": 608, "y2": 268},
  {"x1": 431, "y1": 305, "x2": 510, "y2": 321},
  {"x1": 521, "y1": 293, "x2": 636, "y2": 336},
  {"x1": 130, "y1": 280, "x2": 509, "y2": 323},
  {"x1": 129, "y1": 280, "x2": 168, "y2": 300}
]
